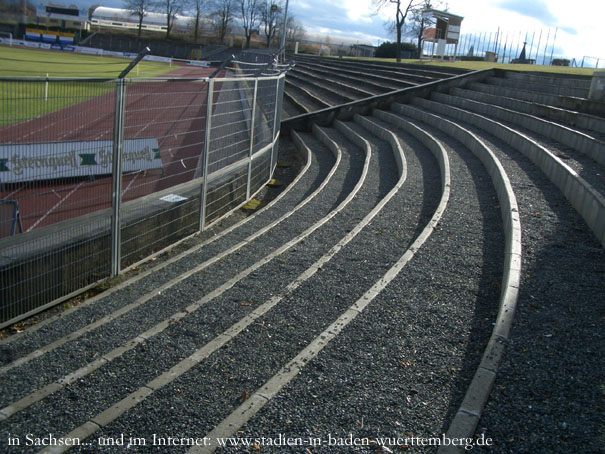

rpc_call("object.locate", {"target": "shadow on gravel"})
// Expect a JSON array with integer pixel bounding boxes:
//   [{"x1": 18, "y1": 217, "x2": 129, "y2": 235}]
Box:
[
  {"x1": 399, "y1": 127, "x2": 443, "y2": 246},
  {"x1": 468, "y1": 133, "x2": 605, "y2": 452},
  {"x1": 433, "y1": 133, "x2": 505, "y2": 436},
  {"x1": 327, "y1": 129, "x2": 365, "y2": 212},
  {"x1": 297, "y1": 135, "x2": 336, "y2": 203}
]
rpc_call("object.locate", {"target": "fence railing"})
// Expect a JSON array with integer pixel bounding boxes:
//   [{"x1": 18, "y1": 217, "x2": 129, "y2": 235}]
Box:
[{"x1": 0, "y1": 68, "x2": 286, "y2": 327}]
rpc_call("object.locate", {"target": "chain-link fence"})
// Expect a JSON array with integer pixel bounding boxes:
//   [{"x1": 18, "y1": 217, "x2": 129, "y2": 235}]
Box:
[{"x1": 0, "y1": 68, "x2": 286, "y2": 327}]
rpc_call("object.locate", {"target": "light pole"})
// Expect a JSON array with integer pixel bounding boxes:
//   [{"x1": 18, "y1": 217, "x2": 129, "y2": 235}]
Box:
[{"x1": 279, "y1": 0, "x2": 289, "y2": 57}]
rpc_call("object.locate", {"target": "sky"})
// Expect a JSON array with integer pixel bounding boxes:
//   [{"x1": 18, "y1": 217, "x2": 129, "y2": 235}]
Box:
[
  {"x1": 75, "y1": 0, "x2": 604, "y2": 63},
  {"x1": 286, "y1": 0, "x2": 604, "y2": 63}
]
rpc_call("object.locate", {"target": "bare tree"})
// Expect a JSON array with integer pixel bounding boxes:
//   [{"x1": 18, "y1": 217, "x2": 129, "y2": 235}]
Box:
[
  {"x1": 156, "y1": 0, "x2": 184, "y2": 38},
  {"x1": 373, "y1": 0, "x2": 417, "y2": 62},
  {"x1": 406, "y1": 0, "x2": 441, "y2": 55},
  {"x1": 211, "y1": 0, "x2": 234, "y2": 44},
  {"x1": 260, "y1": 0, "x2": 283, "y2": 48},
  {"x1": 237, "y1": 0, "x2": 262, "y2": 49},
  {"x1": 123, "y1": 0, "x2": 150, "y2": 37},
  {"x1": 190, "y1": 0, "x2": 206, "y2": 43},
  {"x1": 285, "y1": 15, "x2": 305, "y2": 47}
]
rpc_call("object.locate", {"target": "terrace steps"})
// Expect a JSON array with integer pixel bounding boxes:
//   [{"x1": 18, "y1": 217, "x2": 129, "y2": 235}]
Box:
[{"x1": 1, "y1": 57, "x2": 603, "y2": 454}]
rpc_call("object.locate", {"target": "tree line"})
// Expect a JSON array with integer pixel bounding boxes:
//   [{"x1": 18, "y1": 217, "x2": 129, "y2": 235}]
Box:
[
  {"x1": 373, "y1": 0, "x2": 442, "y2": 62},
  {"x1": 123, "y1": 0, "x2": 305, "y2": 47}
]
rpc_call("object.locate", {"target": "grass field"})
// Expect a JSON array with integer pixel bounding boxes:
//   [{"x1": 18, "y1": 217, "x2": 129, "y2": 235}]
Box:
[
  {"x1": 337, "y1": 56, "x2": 598, "y2": 76},
  {"x1": 0, "y1": 45, "x2": 181, "y2": 126},
  {"x1": 0, "y1": 45, "x2": 179, "y2": 78}
]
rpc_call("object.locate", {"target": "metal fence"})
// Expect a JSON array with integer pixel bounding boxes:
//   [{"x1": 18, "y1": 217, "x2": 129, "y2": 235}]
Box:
[
  {"x1": 0, "y1": 67, "x2": 285, "y2": 327},
  {"x1": 449, "y1": 28, "x2": 603, "y2": 67}
]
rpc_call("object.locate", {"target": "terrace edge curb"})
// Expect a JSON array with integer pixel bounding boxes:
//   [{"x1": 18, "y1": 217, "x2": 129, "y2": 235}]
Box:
[
  {"x1": 279, "y1": 69, "x2": 495, "y2": 134},
  {"x1": 383, "y1": 104, "x2": 522, "y2": 454},
  {"x1": 412, "y1": 97, "x2": 605, "y2": 247}
]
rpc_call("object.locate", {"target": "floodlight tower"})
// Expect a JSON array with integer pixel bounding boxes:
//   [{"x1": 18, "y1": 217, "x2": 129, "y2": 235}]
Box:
[{"x1": 279, "y1": 0, "x2": 289, "y2": 60}]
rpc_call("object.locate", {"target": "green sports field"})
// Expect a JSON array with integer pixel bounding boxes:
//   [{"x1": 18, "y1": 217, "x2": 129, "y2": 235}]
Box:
[
  {"x1": 0, "y1": 45, "x2": 182, "y2": 125},
  {"x1": 0, "y1": 45, "x2": 179, "y2": 77}
]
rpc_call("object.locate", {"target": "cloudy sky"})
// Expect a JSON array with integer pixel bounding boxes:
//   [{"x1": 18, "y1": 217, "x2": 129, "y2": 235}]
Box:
[
  {"x1": 83, "y1": 0, "x2": 603, "y2": 64},
  {"x1": 287, "y1": 0, "x2": 603, "y2": 63}
]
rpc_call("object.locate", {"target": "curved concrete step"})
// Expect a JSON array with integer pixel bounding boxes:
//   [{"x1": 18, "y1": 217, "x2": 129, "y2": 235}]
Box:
[
  {"x1": 303, "y1": 62, "x2": 418, "y2": 90},
  {"x1": 292, "y1": 54, "x2": 470, "y2": 77},
  {"x1": 317, "y1": 59, "x2": 439, "y2": 84},
  {"x1": 287, "y1": 72, "x2": 357, "y2": 105},
  {"x1": 294, "y1": 61, "x2": 399, "y2": 94},
  {"x1": 367, "y1": 105, "x2": 519, "y2": 454},
  {"x1": 2, "y1": 119, "x2": 412, "y2": 453},
  {"x1": 451, "y1": 86, "x2": 605, "y2": 136},
  {"x1": 487, "y1": 76, "x2": 590, "y2": 99},
  {"x1": 409, "y1": 96, "x2": 605, "y2": 247},
  {"x1": 290, "y1": 66, "x2": 374, "y2": 98},
  {"x1": 282, "y1": 91, "x2": 308, "y2": 117},
  {"x1": 284, "y1": 80, "x2": 330, "y2": 112},
  {"x1": 432, "y1": 91, "x2": 605, "y2": 167},
  {"x1": 503, "y1": 71, "x2": 592, "y2": 90},
  {"x1": 399, "y1": 96, "x2": 604, "y2": 454},
  {"x1": 468, "y1": 81, "x2": 605, "y2": 117}
]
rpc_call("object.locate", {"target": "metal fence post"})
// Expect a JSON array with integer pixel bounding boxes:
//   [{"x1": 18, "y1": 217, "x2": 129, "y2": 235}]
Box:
[
  {"x1": 110, "y1": 78, "x2": 126, "y2": 277},
  {"x1": 199, "y1": 78, "x2": 214, "y2": 232},
  {"x1": 270, "y1": 76, "x2": 282, "y2": 173},
  {"x1": 246, "y1": 79, "x2": 258, "y2": 200}
]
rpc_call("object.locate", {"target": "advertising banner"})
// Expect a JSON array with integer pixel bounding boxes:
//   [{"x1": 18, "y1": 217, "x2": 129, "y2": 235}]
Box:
[{"x1": 0, "y1": 138, "x2": 162, "y2": 183}]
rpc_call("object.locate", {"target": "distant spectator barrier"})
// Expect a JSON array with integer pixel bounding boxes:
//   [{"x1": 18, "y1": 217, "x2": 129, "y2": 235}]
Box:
[{"x1": 0, "y1": 67, "x2": 286, "y2": 327}]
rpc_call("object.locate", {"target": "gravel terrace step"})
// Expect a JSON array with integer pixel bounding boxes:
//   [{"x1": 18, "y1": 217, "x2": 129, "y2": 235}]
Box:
[
  {"x1": 417, "y1": 101, "x2": 604, "y2": 453},
  {"x1": 284, "y1": 81, "x2": 327, "y2": 113},
  {"x1": 280, "y1": 97, "x2": 306, "y2": 119},
  {"x1": 293, "y1": 62, "x2": 392, "y2": 95},
  {"x1": 304, "y1": 59, "x2": 439, "y2": 84},
  {"x1": 0, "y1": 133, "x2": 341, "y2": 378},
  {"x1": 287, "y1": 72, "x2": 357, "y2": 105},
  {"x1": 49, "y1": 116, "x2": 416, "y2": 452},
  {"x1": 502, "y1": 71, "x2": 592, "y2": 90},
  {"x1": 211, "y1": 108, "x2": 507, "y2": 453},
  {"x1": 467, "y1": 81, "x2": 605, "y2": 117},
  {"x1": 450, "y1": 86, "x2": 605, "y2": 136},
  {"x1": 289, "y1": 66, "x2": 374, "y2": 99},
  {"x1": 419, "y1": 94, "x2": 605, "y2": 200},
  {"x1": 292, "y1": 54, "x2": 468, "y2": 79},
  {"x1": 430, "y1": 91, "x2": 605, "y2": 167},
  {"x1": 295, "y1": 61, "x2": 417, "y2": 91},
  {"x1": 0, "y1": 118, "x2": 405, "y2": 452},
  {"x1": 486, "y1": 76, "x2": 589, "y2": 99}
]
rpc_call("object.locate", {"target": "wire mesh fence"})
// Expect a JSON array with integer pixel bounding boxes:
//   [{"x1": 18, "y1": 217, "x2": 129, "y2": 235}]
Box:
[{"x1": 0, "y1": 68, "x2": 286, "y2": 327}]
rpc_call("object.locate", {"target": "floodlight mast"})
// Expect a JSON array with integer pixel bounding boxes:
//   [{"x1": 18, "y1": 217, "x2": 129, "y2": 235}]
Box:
[
  {"x1": 279, "y1": 0, "x2": 289, "y2": 61},
  {"x1": 119, "y1": 47, "x2": 151, "y2": 79}
]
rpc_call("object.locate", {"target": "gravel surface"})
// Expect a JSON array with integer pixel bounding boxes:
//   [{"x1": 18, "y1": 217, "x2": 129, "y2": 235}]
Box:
[
  {"x1": 436, "y1": 109, "x2": 605, "y2": 454},
  {"x1": 217, "y1": 112, "x2": 505, "y2": 453},
  {"x1": 436, "y1": 92, "x2": 605, "y2": 197},
  {"x1": 0, "y1": 123, "x2": 368, "y2": 452},
  {"x1": 0, "y1": 136, "x2": 322, "y2": 360},
  {"x1": 0, "y1": 137, "x2": 334, "y2": 394},
  {"x1": 287, "y1": 73, "x2": 357, "y2": 105},
  {"x1": 494, "y1": 120, "x2": 605, "y2": 197},
  {"x1": 2, "y1": 68, "x2": 601, "y2": 454},
  {"x1": 0, "y1": 119, "x2": 396, "y2": 454},
  {"x1": 284, "y1": 81, "x2": 327, "y2": 113}
]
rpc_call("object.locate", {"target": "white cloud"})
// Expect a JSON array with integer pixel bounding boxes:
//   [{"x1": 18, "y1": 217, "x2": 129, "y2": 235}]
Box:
[{"x1": 343, "y1": 0, "x2": 373, "y2": 22}]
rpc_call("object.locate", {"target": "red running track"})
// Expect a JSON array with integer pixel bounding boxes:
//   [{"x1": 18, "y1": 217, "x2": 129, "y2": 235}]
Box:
[{"x1": 0, "y1": 65, "x2": 217, "y2": 237}]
